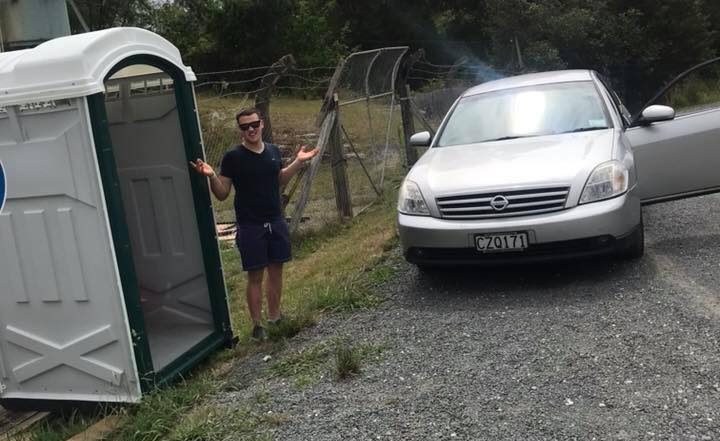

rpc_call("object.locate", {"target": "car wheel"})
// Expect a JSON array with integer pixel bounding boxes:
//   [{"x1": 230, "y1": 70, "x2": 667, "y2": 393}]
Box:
[
  {"x1": 416, "y1": 264, "x2": 439, "y2": 274},
  {"x1": 622, "y1": 221, "x2": 645, "y2": 260}
]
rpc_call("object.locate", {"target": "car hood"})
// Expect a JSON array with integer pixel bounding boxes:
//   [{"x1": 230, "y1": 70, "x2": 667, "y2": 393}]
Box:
[{"x1": 412, "y1": 129, "x2": 614, "y2": 196}]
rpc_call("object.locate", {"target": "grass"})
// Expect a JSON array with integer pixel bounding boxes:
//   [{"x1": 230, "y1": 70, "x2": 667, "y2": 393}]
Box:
[
  {"x1": 267, "y1": 338, "x2": 385, "y2": 387},
  {"x1": 658, "y1": 68, "x2": 720, "y2": 115},
  {"x1": 334, "y1": 340, "x2": 362, "y2": 380},
  {"x1": 221, "y1": 192, "x2": 400, "y2": 341},
  {"x1": 164, "y1": 405, "x2": 283, "y2": 441},
  {"x1": 268, "y1": 341, "x2": 331, "y2": 387},
  {"x1": 23, "y1": 409, "x2": 106, "y2": 441}
]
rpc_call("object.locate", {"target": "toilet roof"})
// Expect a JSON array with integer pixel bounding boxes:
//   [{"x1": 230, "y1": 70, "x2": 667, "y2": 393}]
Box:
[{"x1": 0, "y1": 27, "x2": 195, "y2": 106}]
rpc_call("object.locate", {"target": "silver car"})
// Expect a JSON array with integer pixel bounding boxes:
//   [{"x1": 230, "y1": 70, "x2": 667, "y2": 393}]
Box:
[{"x1": 398, "y1": 68, "x2": 720, "y2": 267}]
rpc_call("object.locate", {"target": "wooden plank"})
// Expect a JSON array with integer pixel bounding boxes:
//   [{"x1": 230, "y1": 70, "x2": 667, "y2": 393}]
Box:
[
  {"x1": 316, "y1": 59, "x2": 346, "y2": 127},
  {"x1": 289, "y1": 109, "x2": 337, "y2": 233},
  {"x1": 65, "y1": 416, "x2": 120, "y2": 441},
  {"x1": 0, "y1": 407, "x2": 50, "y2": 438}
]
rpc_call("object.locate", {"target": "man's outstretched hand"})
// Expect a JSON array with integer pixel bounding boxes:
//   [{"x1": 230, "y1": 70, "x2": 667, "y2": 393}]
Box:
[
  {"x1": 296, "y1": 145, "x2": 320, "y2": 162},
  {"x1": 189, "y1": 159, "x2": 215, "y2": 177}
]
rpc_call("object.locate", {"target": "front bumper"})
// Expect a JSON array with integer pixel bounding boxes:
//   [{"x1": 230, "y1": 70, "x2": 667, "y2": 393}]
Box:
[{"x1": 398, "y1": 191, "x2": 641, "y2": 265}]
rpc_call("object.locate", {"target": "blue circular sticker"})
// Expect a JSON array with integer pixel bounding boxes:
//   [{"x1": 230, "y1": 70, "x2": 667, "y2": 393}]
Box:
[{"x1": 0, "y1": 160, "x2": 5, "y2": 214}]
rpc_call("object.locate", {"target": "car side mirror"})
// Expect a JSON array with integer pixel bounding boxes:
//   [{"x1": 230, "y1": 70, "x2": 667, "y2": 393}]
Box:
[
  {"x1": 409, "y1": 131, "x2": 432, "y2": 147},
  {"x1": 639, "y1": 105, "x2": 675, "y2": 125}
]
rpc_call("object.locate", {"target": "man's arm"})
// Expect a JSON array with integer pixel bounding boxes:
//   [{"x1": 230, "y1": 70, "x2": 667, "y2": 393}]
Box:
[
  {"x1": 279, "y1": 145, "x2": 319, "y2": 186},
  {"x1": 209, "y1": 173, "x2": 233, "y2": 201},
  {"x1": 190, "y1": 159, "x2": 233, "y2": 200}
]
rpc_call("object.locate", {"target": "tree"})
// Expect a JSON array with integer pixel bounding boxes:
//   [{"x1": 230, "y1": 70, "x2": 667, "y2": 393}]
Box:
[
  {"x1": 333, "y1": 1, "x2": 438, "y2": 51},
  {"x1": 68, "y1": 0, "x2": 154, "y2": 32},
  {"x1": 279, "y1": 0, "x2": 347, "y2": 66},
  {"x1": 151, "y1": 1, "x2": 217, "y2": 67},
  {"x1": 63, "y1": 0, "x2": 720, "y2": 109},
  {"x1": 204, "y1": 0, "x2": 296, "y2": 69}
]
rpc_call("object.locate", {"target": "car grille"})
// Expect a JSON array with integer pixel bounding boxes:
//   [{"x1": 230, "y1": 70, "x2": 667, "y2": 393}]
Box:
[{"x1": 436, "y1": 186, "x2": 570, "y2": 219}]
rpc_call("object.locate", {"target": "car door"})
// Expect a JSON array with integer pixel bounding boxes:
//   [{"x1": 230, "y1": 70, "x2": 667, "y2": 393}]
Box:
[{"x1": 625, "y1": 58, "x2": 720, "y2": 204}]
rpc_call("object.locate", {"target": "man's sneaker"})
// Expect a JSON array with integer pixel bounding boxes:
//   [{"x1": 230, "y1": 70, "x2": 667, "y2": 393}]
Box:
[
  {"x1": 267, "y1": 314, "x2": 285, "y2": 327},
  {"x1": 251, "y1": 325, "x2": 266, "y2": 341}
]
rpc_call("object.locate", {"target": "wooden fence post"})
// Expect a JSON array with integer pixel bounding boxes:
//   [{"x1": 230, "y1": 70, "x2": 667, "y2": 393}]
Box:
[
  {"x1": 290, "y1": 59, "x2": 346, "y2": 233},
  {"x1": 328, "y1": 94, "x2": 353, "y2": 219},
  {"x1": 397, "y1": 49, "x2": 423, "y2": 167},
  {"x1": 255, "y1": 54, "x2": 295, "y2": 143},
  {"x1": 289, "y1": 109, "x2": 337, "y2": 233}
]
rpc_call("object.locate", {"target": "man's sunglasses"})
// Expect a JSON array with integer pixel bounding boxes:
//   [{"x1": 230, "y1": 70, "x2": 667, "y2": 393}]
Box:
[{"x1": 238, "y1": 120, "x2": 262, "y2": 131}]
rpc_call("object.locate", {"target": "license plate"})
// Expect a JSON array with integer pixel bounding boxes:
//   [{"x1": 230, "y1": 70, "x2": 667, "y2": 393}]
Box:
[{"x1": 475, "y1": 232, "x2": 529, "y2": 252}]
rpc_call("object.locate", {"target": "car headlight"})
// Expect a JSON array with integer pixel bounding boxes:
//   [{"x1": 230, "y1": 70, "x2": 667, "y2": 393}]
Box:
[
  {"x1": 579, "y1": 160, "x2": 629, "y2": 204},
  {"x1": 398, "y1": 179, "x2": 430, "y2": 215}
]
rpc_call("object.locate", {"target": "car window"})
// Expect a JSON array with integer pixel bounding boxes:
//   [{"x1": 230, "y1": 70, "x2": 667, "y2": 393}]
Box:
[
  {"x1": 436, "y1": 81, "x2": 611, "y2": 147},
  {"x1": 652, "y1": 60, "x2": 720, "y2": 116}
]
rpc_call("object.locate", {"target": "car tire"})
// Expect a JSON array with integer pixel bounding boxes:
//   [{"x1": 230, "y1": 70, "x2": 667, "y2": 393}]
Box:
[
  {"x1": 416, "y1": 264, "x2": 439, "y2": 274},
  {"x1": 622, "y1": 221, "x2": 645, "y2": 260}
]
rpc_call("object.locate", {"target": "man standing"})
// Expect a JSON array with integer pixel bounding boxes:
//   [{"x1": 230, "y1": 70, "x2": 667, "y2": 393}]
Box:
[{"x1": 190, "y1": 108, "x2": 318, "y2": 340}]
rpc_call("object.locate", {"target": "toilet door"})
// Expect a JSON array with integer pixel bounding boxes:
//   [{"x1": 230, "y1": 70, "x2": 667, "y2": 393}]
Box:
[{"x1": 0, "y1": 99, "x2": 141, "y2": 403}]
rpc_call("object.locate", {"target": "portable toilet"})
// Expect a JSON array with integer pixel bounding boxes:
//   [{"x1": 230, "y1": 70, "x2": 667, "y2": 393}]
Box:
[{"x1": 0, "y1": 27, "x2": 233, "y2": 406}]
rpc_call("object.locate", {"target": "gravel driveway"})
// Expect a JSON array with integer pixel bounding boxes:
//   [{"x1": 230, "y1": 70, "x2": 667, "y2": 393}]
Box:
[{"x1": 219, "y1": 195, "x2": 720, "y2": 440}]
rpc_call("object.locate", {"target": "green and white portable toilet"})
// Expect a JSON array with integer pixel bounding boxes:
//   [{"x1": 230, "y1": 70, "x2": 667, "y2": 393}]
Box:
[{"x1": 0, "y1": 27, "x2": 233, "y2": 407}]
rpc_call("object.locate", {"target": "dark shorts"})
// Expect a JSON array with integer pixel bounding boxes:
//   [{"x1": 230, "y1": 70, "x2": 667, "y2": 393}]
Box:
[{"x1": 235, "y1": 219, "x2": 292, "y2": 271}]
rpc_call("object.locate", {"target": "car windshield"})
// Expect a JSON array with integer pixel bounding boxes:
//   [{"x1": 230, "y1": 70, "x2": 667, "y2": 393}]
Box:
[{"x1": 436, "y1": 81, "x2": 611, "y2": 147}]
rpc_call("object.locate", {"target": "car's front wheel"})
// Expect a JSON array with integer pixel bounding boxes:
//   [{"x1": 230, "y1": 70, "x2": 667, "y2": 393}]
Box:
[
  {"x1": 416, "y1": 264, "x2": 437, "y2": 274},
  {"x1": 622, "y1": 221, "x2": 645, "y2": 259}
]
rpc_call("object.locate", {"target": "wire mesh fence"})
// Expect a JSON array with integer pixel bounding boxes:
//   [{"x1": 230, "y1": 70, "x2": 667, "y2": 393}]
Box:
[
  {"x1": 286, "y1": 47, "x2": 409, "y2": 232},
  {"x1": 195, "y1": 62, "x2": 334, "y2": 226},
  {"x1": 195, "y1": 49, "x2": 410, "y2": 234},
  {"x1": 335, "y1": 47, "x2": 408, "y2": 191},
  {"x1": 194, "y1": 50, "x2": 516, "y2": 233}
]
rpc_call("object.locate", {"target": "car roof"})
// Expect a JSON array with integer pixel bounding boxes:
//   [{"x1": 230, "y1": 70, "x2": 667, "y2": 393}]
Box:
[{"x1": 463, "y1": 70, "x2": 595, "y2": 97}]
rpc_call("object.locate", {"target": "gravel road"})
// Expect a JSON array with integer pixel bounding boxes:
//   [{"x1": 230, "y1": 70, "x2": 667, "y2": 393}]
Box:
[{"x1": 219, "y1": 195, "x2": 720, "y2": 440}]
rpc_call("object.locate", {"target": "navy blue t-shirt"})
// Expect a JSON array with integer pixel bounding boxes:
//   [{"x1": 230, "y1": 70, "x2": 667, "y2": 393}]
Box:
[{"x1": 220, "y1": 143, "x2": 283, "y2": 225}]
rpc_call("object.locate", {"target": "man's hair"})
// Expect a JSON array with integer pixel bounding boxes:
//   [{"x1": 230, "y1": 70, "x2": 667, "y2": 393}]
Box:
[{"x1": 235, "y1": 107, "x2": 264, "y2": 125}]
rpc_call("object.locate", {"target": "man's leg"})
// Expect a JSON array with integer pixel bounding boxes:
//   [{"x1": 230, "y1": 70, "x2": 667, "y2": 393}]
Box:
[
  {"x1": 246, "y1": 269, "x2": 264, "y2": 325},
  {"x1": 237, "y1": 223, "x2": 270, "y2": 331},
  {"x1": 266, "y1": 262, "x2": 283, "y2": 321}
]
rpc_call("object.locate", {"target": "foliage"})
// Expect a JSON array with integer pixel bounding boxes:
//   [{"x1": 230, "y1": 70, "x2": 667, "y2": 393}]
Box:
[
  {"x1": 68, "y1": 0, "x2": 155, "y2": 31},
  {"x1": 25, "y1": 408, "x2": 104, "y2": 441},
  {"x1": 267, "y1": 338, "x2": 383, "y2": 386},
  {"x1": 656, "y1": 66, "x2": 720, "y2": 114},
  {"x1": 334, "y1": 339, "x2": 361, "y2": 380},
  {"x1": 150, "y1": 2, "x2": 216, "y2": 65},
  {"x1": 279, "y1": 0, "x2": 348, "y2": 66},
  {"x1": 65, "y1": 0, "x2": 720, "y2": 111}
]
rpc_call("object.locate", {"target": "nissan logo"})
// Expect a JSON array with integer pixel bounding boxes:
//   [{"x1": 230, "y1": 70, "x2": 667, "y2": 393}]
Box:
[{"x1": 490, "y1": 195, "x2": 509, "y2": 211}]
